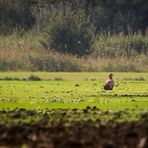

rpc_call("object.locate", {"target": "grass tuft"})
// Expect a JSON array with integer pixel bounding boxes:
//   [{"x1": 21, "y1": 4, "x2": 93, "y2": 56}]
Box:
[
  {"x1": 28, "y1": 75, "x2": 42, "y2": 81},
  {"x1": 53, "y1": 77, "x2": 64, "y2": 81}
]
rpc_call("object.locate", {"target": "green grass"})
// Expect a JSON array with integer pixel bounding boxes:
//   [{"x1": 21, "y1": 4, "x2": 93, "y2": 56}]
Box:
[
  {"x1": 0, "y1": 72, "x2": 147, "y2": 123},
  {"x1": 0, "y1": 72, "x2": 148, "y2": 80},
  {"x1": 0, "y1": 72, "x2": 147, "y2": 109}
]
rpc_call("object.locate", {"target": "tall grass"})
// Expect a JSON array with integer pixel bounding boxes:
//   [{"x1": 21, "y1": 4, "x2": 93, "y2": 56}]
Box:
[
  {"x1": 0, "y1": 31, "x2": 41, "y2": 49},
  {"x1": 0, "y1": 32, "x2": 147, "y2": 72},
  {"x1": 93, "y1": 32, "x2": 148, "y2": 57}
]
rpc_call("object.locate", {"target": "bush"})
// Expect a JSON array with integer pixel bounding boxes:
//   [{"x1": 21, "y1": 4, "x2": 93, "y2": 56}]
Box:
[
  {"x1": 28, "y1": 75, "x2": 42, "y2": 81},
  {"x1": 53, "y1": 77, "x2": 64, "y2": 81},
  {"x1": 41, "y1": 10, "x2": 95, "y2": 56},
  {"x1": 2, "y1": 77, "x2": 20, "y2": 81}
]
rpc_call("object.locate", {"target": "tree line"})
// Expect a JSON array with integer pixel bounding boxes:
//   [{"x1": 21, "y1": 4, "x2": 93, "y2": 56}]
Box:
[{"x1": 0, "y1": 0, "x2": 148, "y2": 34}]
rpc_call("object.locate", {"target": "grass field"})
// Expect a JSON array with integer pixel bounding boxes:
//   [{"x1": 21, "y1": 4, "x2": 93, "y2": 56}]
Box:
[
  {"x1": 0, "y1": 72, "x2": 148, "y2": 147},
  {"x1": 0, "y1": 72, "x2": 148, "y2": 117}
]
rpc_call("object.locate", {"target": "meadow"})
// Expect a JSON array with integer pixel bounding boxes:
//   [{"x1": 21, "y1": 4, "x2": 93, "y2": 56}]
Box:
[
  {"x1": 0, "y1": 72, "x2": 148, "y2": 118},
  {"x1": 0, "y1": 72, "x2": 148, "y2": 147},
  {"x1": 1, "y1": 1, "x2": 148, "y2": 147}
]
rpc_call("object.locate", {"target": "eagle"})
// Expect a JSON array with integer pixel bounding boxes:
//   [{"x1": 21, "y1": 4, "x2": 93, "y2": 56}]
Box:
[{"x1": 104, "y1": 73, "x2": 114, "y2": 90}]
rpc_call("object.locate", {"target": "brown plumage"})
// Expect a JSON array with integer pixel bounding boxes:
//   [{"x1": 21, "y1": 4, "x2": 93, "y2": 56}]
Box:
[{"x1": 104, "y1": 73, "x2": 114, "y2": 90}]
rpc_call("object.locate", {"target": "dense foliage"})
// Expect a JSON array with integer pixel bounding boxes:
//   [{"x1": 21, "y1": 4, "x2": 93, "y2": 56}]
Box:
[
  {"x1": 41, "y1": 10, "x2": 95, "y2": 55},
  {"x1": 0, "y1": 0, "x2": 35, "y2": 34},
  {"x1": 1, "y1": 0, "x2": 148, "y2": 34},
  {"x1": 0, "y1": 0, "x2": 148, "y2": 57}
]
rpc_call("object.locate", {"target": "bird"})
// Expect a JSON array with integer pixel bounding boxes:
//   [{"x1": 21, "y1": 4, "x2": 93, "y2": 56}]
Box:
[{"x1": 104, "y1": 73, "x2": 114, "y2": 90}]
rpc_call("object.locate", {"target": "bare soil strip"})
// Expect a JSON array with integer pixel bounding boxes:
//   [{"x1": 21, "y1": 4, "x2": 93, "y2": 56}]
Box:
[{"x1": 0, "y1": 121, "x2": 148, "y2": 148}]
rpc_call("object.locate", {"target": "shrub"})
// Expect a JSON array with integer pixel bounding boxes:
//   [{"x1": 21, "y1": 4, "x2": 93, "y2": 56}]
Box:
[
  {"x1": 41, "y1": 10, "x2": 95, "y2": 56},
  {"x1": 2, "y1": 77, "x2": 20, "y2": 81},
  {"x1": 28, "y1": 75, "x2": 42, "y2": 81},
  {"x1": 134, "y1": 77, "x2": 145, "y2": 81},
  {"x1": 53, "y1": 77, "x2": 64, "y2": 81}
]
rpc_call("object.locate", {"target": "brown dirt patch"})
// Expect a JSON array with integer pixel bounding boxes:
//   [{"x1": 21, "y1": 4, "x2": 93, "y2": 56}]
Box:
[{"x1": 0, "y1": 121, "x2": 148, "y2": 148}]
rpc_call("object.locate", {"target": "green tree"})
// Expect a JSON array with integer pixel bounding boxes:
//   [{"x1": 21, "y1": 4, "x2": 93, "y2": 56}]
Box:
[
  {"x1": 41, "y1": 10, "x2": 95, "y2": 56},
  {"x1": 0, "y1": 0, "x2": 35, "y2": 34}
]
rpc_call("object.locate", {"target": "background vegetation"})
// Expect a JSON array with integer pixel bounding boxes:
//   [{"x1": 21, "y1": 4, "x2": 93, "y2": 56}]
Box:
[{"x1": 0, "y1": 0, "x2": 148, "y2": 71}]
